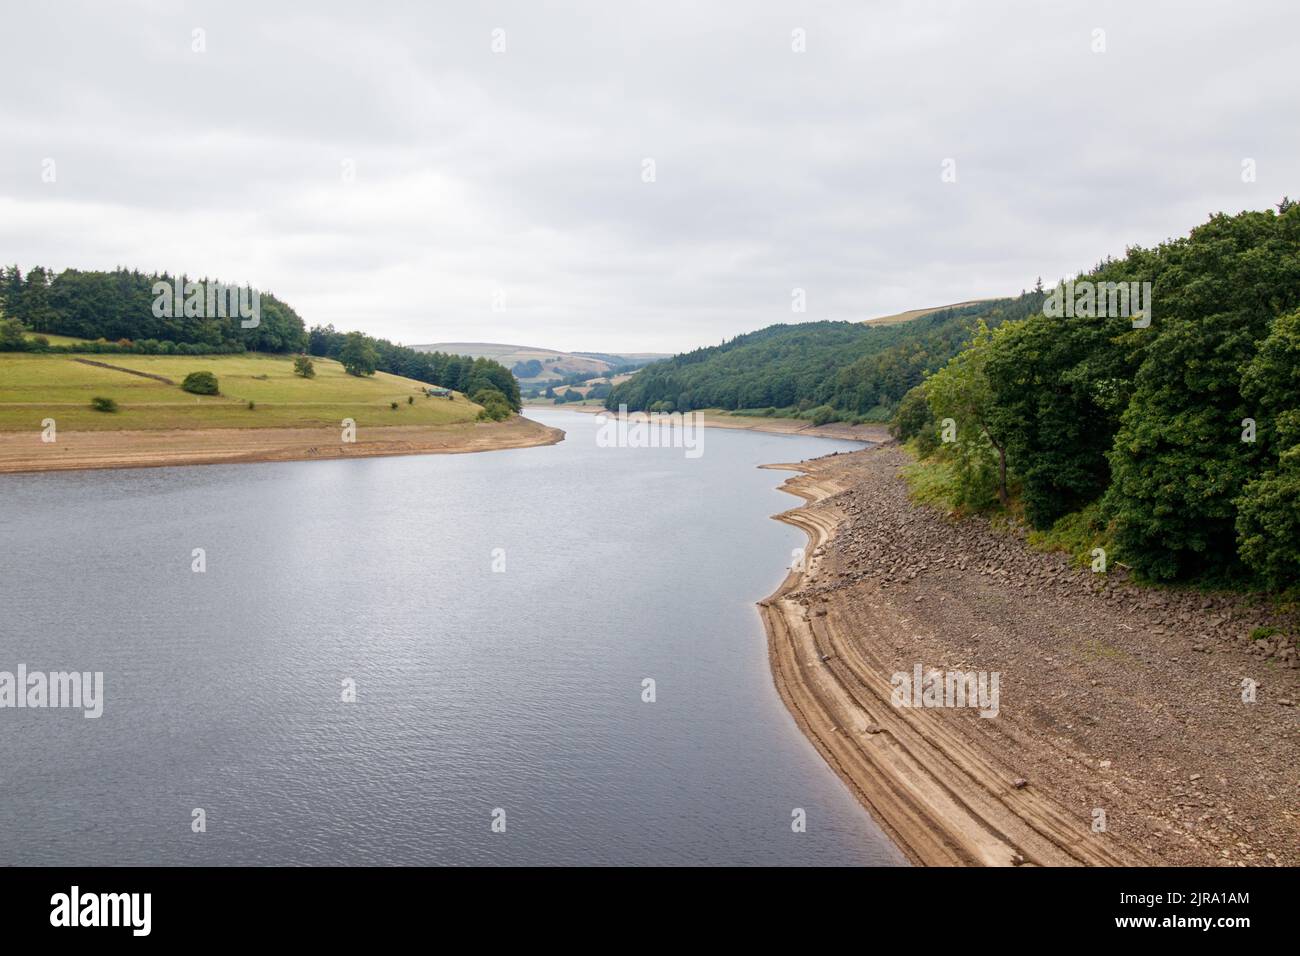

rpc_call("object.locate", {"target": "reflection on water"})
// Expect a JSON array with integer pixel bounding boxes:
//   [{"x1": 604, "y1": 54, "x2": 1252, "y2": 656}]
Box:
[{"x1": 0, "y1": 409, "x2": 904, "y2": 865}]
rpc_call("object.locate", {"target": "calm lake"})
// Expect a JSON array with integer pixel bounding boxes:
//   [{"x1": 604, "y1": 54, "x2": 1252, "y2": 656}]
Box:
[{"x1": 0, "y1": 408, "x2": 903, "y2": 865}]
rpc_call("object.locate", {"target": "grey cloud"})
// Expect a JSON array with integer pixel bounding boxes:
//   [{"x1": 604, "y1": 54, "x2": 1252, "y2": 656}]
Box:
[{"x1": 1, "y1": 0, "x2": 1296, "y2": 352}]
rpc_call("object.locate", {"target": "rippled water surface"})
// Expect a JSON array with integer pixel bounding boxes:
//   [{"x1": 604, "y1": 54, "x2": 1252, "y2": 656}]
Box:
[{"x1": 0, "y1": 409, "x2": 904, "y2": 865}]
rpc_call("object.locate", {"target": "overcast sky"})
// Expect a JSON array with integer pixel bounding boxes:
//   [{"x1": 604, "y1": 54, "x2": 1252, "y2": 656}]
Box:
[{"x1": 1, "y1": 1, "x2": 1296, "y2": 353}]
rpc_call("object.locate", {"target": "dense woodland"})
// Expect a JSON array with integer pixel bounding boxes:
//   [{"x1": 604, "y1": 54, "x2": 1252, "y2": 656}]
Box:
[
  {"x1": 0, "y1": 266, "x2": 306, "y2": 352},
  {"x1": 605, "y1": 294, "x2": 1046, "y2": 421},
  {"x1": 897, "y1": 200, "x2": 1300, "y2": 589},
  {"x1": 0, "y1": 265, "x2": 519, "y2": 410}
]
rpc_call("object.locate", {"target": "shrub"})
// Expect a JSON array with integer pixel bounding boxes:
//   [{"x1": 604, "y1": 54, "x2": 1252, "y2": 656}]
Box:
[
  {"x1": 90, "y1": 396, "x2": 118, "y2": 412},
  {"x1": 810, "y1": 404, "x2": 838, "y2": 426},
  {"x1": 1025, "y1": 502, "x2": 1116, "y2": 569},
  {"x1": 902, "y1": 455, "x2": 965, "y2": 512},
  {"x1": 472, "y1": 387, "x2": 513, "y2": 421},
  {"x1": 293, "y1": 355, "x2": 315, "y2": 378},
  {"x1": 181, "y1": 371, "x2": 219, "y2": 395},
  {"x1": 247, "y1": 401, "x2": 255, "y2": 410},
  {"x1": 407, "y1": 395, "x2": 414, "y2": 405},
  {"x1": 0, "y1": 317, "x2": 29, "y2": 350},
  {"x1": 390, "y1": 401, "x2": 399, "y2": 410}
]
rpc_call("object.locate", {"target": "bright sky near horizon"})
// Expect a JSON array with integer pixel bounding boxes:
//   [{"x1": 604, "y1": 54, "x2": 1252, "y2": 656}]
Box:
[{"x1": 1, "y1": 1, "x2": 1297, "y2": 353}]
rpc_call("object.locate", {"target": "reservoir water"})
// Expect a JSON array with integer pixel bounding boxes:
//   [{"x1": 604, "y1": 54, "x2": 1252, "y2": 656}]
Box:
[{"x1": 0, "y1": 408, "x2": 904, "y2": 865}]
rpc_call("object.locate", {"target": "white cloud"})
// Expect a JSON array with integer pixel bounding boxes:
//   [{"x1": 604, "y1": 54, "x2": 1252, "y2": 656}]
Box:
[{"x1": 0, "y1": 0, "x2": 1296, "y2": 352}]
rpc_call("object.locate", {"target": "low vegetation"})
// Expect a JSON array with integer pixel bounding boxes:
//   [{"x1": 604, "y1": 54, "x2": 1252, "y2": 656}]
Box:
[{"x1": 181, "y1": 371, "x2": 219, "y2": 395}]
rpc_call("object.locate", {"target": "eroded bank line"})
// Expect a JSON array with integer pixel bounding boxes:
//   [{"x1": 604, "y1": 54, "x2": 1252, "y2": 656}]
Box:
[{"x1": 756, "y1": 458, "x2": 1142, "y2": 867}]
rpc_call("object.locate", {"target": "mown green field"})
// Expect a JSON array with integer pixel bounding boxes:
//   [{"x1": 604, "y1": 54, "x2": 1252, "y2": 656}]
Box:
[{"x1": 0, "y1": 352, "x2": 481, "y2": 430}]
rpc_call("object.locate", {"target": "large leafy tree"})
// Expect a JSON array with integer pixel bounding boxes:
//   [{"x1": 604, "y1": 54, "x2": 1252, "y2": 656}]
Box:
[
  {"x1": 924, "y1": 322, "x2": 1012, "y2": 508},
  {"x1": 0, "y1": 265, "x2": 24, "y2": 319},
  {"x1": 1102, "y1": 204, "x2": 1300, "y2": 581},
  {"x1": 899, "y1": 200, "x2": 1300, "y2": 589},
  {"x1": 984, "y1": 257, "x2": 1151, "y2": 529},
  {"x1": 1235, "y1": 308, "x2": 1300, "y2": 586},
  {"x1": 339, "y1": 331, "x2": 379, "y2": 377},
  {"x1": 21, "y1": 266, "x2": 56, "y2": 331}
]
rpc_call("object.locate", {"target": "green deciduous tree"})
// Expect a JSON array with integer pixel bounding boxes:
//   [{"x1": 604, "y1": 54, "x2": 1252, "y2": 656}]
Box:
[
  {"x1": 0, "y1": 266, "x2": 24, "y2": 319},
  {"x1": 1102, "y1": 205, "x2": 1300, "y2": 581},
  {"x1": 924, "y1": 322, "x2": 1012, "y2": 508},
  {"x1": 0, "y1": 317, "x2": 29, "y2": 350},
  {"x1": 891, "y1": 384, "x2": 934, "y2": 447},
  {"x1": 472, "y1": 387, "x2": 513, "y2": 421},
  {"x1": 983, "y1": 274, "x2": 1140, "y2": 529},
  {"x1": 1235, "y1": 309, "x2": 1300, "y2": 586},
  {"x1": 339, "y1": 332, "x2": 378, "y2": 376}
]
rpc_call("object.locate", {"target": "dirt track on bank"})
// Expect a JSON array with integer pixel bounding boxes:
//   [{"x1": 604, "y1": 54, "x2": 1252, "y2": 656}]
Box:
[
  {"x1": 0, "y1": 416, "x2": 563, "y2": 474},
  {"x1": 761, "y1": 443, "x2": 1299, "y2": 866}
]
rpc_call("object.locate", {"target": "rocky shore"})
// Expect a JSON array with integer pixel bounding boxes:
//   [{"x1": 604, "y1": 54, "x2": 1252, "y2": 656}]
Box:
[{"x1": 761, "y1": 442, "x2": 1298, "y2": 866}]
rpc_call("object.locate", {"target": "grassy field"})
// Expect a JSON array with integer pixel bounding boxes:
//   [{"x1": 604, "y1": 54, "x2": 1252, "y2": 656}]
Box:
[
  {"x1": 862, "y1": 299, "x2": 995, "y2": 326},
  {"x1": 0, "y1": 351, "x2": 482, "y2": 431}
]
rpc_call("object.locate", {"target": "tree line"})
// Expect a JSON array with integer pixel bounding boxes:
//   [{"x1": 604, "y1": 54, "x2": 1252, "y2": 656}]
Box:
[
  {"x1": 0, "y1": 266, "x2": 307, "y2": 352},
  {"x1": 896, "y1": 199, "x2": 1300, "y2": 589},
  {"x1": 307, "y1": 325, "x2": 520, "y2": 411},
  {"x1": 604, "y1": 296, "x2": 1046, "y2": 421},
  {"x1": 0, "y1": 265, "x2": 521, "y2": 411}
]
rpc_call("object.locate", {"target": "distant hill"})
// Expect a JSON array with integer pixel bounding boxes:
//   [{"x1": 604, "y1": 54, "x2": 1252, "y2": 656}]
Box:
[
  {"x1": 572, "y1": 350, "x2": 669, "y2": 366},
  {"x1": 606, "y1": 294, "x2": 1048, "y2": 422},
  {"x1": 411, "y1": 342, "x2": 668, "y2": 384}
]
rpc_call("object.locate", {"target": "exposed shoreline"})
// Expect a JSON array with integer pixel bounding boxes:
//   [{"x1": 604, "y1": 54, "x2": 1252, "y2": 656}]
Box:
[
  {"x1": 759, "y1": 444, "x2": 1298, "y2": 867},
  {"x1": 0, "y1": 416, "x2": 564, "y2": 475}
]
